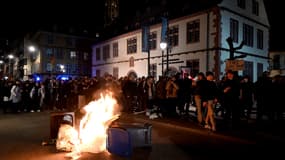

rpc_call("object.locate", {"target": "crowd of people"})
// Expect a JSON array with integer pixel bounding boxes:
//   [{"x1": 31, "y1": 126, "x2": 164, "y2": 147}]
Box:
[{"x1": 1, "y1": 70, "x2": 284, "y2": 131}]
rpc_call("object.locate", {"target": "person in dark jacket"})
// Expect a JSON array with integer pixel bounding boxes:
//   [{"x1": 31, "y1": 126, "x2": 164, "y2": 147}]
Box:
[
  {"x1": 240, "y1": 75, "x2": 254, "y2": 121},
  {"x1": 222, "y1": 70, "x2": 241, "y2": 128},
  {"x1": 2, "y1": 81, "x2": 12, "y2": 113},
  {"x1": 201, "y1": 71, "x2": 218, "y2": 131}
]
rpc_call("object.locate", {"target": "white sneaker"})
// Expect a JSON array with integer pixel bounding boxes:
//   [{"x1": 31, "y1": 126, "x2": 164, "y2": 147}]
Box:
[
  {"x1": 204, "y1": 124, "x2": 211, "y2": 129},
  {"x1": 149, "y1": 113, "x2": 158, "y2": 119},
  {"x1": 146, "y1": 111, "x2": 150, "y2": 116}
]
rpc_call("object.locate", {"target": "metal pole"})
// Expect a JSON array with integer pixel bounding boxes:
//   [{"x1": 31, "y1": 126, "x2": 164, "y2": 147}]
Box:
[
  {"x1": 166, "y1": 47, "x2": 169, "y2": 73},
  {"x1": 148, "y1": 49, "x2": 150, "y2": 76},
  {"x1": 161, "y1": 50, "x2": 164, "y2": 76}
]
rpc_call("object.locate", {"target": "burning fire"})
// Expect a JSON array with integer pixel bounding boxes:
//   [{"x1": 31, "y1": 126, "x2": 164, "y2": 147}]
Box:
[{"x1": 56, "y1": 92, "x2": 121, "y2": 159}]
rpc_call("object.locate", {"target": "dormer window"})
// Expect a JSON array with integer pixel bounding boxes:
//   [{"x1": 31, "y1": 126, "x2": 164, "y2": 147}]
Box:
[{"x1": 237, "y1": 0, "x2": 246, "y2": 9}]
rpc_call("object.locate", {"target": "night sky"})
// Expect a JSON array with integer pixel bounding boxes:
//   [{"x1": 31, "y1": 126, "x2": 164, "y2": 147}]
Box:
[{"x1": 0, "y1": 0, "x2": 283, "y2": 51}]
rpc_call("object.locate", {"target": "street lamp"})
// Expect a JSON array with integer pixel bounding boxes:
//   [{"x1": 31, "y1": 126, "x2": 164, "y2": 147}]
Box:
[
  {"x1": 28, "y1": 46, "x2": 36, "y2": 52},
  {"x1": 60, "y1": 64, "x2": 66, "y2": 73},
  {"x1": 0, "y1": 60, "x2": 3, "y2": 73},
  {"x1": 160, "y1": 41, "x2": 167, "y2": 76},
  {"x1": 28, "y1": 45, "x2": 37, "y2": 76},
  {"x1": 8, "y1": 54, "x2": 14, "y2": 78}
]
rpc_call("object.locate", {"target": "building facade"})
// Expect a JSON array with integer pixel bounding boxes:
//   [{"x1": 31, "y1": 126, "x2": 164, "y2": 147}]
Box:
[
  {"x1": 21, "y1": 31, "x2": 94, "y2": 81},
  {"x1": 92, "y1": 0, "x2": 269, "y2": 82},
  {"x1": 269, "y1": 51, "x2": 285, "y2": 76}
]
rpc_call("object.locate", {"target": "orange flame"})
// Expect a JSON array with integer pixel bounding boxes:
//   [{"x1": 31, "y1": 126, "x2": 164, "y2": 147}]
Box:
[{"x1": 56, "y1": 92, "x2": 121, "y2": 159}]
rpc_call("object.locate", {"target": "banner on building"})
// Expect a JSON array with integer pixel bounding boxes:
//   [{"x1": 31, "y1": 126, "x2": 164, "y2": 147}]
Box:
[
  {"x1": 142, "y1": 25, "x2": 150, "y2": 52},
  {"x1": 161, "y1": 17, "x2": 168, "y2": 42}
]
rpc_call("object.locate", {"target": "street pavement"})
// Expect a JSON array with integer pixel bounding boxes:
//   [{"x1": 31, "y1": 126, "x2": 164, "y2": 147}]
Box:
[
  {"x1": 0, "y1": 110, "x2": 284, "y2": 160},
  {"x1": 119, "y1": 111, "x2": 285, "y2": 145}
]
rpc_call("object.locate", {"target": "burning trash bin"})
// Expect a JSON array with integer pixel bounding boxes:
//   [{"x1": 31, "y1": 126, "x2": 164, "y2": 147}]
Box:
[
  {"x1": 56, "y1": 115, "x2": 79, "y2": 152},
  {"x1": 50, "y1": 111, "x2": 75, "y2": 140}
]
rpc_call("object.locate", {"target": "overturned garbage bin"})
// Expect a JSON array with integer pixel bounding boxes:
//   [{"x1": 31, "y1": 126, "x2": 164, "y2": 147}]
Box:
[
  {"x1": 50, "y1": 111, "x2": 75, "y2": 139},
  {"x1": 107, "y1": 122, "x2": 152, "y2": 157}
]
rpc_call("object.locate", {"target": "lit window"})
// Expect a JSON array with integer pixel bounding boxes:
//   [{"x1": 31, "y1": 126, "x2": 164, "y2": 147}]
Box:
[{"x1": 70, "y1": 51, "x2": 76, "y2": 59}]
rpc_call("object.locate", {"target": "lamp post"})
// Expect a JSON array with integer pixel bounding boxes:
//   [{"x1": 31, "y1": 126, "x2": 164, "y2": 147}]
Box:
[
  {"x1": 8, "y1": 54, "x2": 14, "y2": 78},
  {"x1": 28, "y1": 45, "x2": 36, "y2": 76},
  {"x1": 160, "y1": 41, "x2": 167, "y2": 76},
  {"x1": 0, "y1": 60, "x2": 3, "y2": 78},
  {"x1": 0, "y1": 60, "x2": 3, "y2": 71}
]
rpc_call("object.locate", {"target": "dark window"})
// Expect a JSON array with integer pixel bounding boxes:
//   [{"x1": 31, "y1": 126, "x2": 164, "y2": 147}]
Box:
[
  {"x1": 47, "y1": 35, "x2": 54, "y2": 44},
  {"x1": 252, "y1": 0, "x2": 259, "y2": 16},
  {"x1": 103, "y1": 45, "x2": 110, "y2": 61},
  {"x1": 66, "y1": 64, "x2": 71, "y2": 74},
  {"x1": 72, "y1": 64, "x2": 78, "y2": 74},
  {"x1": 113, "y1": 42, "x2": 118, "y2": 57},
  {"x1": 257, "y1": 29, "x2": 263, "y2": 49},
  {"x1": 96, "y1": 48, "x2": 101, "y2": 61},
  {"x1": 127, "y1": 37, "x2": 137, "y2": 54},
  {"x1": 113, "y1": 67, "x2": 119, "y2": 79},
  {"x1": 237, "y1": 0, "x2": 246, "y2": 9},
  {"x1": 168, "y1": 25, "x2": 179, "y2": 47},
  {"x1": 230, "y1": 18, "x2": 239, "y2": 43},
  {"x1": 187, "y1": 20, "x2": 200, "y2": 43},
  {"x1": 66, "y1": 38, "x2": 75, "y2": 46},
  {"x1": 257, "y1": 63, "x2": 263, "y2": 78},
  {"x1": 149, "y1": 32, "x2": 157, "y2": 50},
  {"x1": 46, "y1": 48, "x2": 53, "y2": 58},
  {"x1": 243, "y1": 24, "x2": 254, "y2": 47},
  {"x1": 243, "y1": 61, "x2": 253, "y2": 79},
  {"x1": 55, "y1": 48, "x2": 64, "y2": 59},
  {"x1": 186, "y1": 59, "x2": 199, "y2": 77}
]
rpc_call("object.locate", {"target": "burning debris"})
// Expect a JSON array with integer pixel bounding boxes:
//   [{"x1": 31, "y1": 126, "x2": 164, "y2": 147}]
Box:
[{"x1": 54, "y1": 92, "x2": 121, "y2": 159}]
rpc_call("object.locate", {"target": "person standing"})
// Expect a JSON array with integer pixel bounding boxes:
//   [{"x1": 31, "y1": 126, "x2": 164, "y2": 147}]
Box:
[
  {"x1": 2, "y1": 81, "x2": 12, "y2": 113},
  {"x1": 202, "y1": 72, "x2": 218, "y2": 131},
  {"x1": 165, "y1": 75, "x2": 179, "y2": 117},
  {"x1": 10, "y1": 80, "x2": 22, "y2": 113},
  {"x1": 30, "y1": 82, "x2": 41, "y2": 112},
  {"x1": 192, "y1": 72, "x2": 207, "y2": 125},
  {"x1": 240, "y1": 75, "x2": 254, "y2": 121},
  {"x1": 222, "y1": 70, "x2": 241, "y2": 128}
]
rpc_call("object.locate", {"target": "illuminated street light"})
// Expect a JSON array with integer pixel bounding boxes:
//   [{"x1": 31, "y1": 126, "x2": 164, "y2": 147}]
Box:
[
  {"x1": 28, "y1": 46, "x2": 36, "y2": 52},
  {"x1": 160, "y1": 42, "x2": 167, "y2": 50},
  {"x1": 60, "y1": 64, "x2": 66, "y2": 73},
  {"x1": 0, "y1": 60, "x2": 3, "y2": 72},
  {"x1": 160, "y1": 42, "x2": 167, "y2": 76},
  {"x1": 160, "y1": 41, "x2": 168, "y2": 76},
  {"x1": 8, "y1": 54, "x2": 14, "y2": 78},
  {"x1": 60, "y1": 64, "x2": 64, "y2": 70},
  {"x1": 8, "y1": 54, "x2": 14, "y2": 59},
  {"x1": 28, "y1": 45, "x2": 37, "y2": 76}
]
